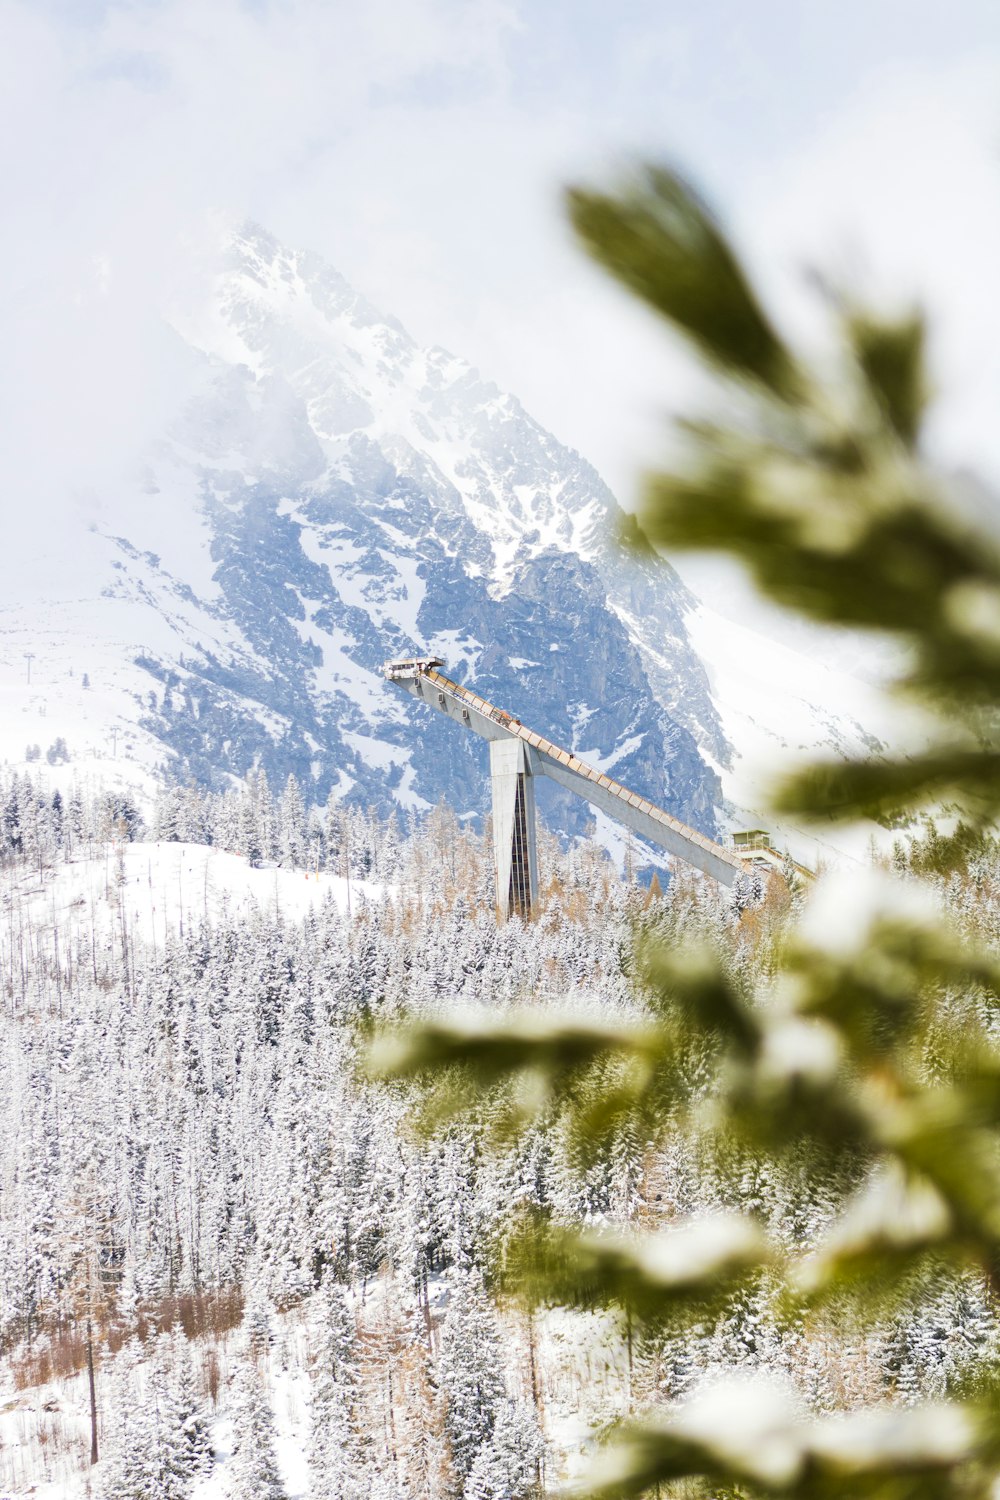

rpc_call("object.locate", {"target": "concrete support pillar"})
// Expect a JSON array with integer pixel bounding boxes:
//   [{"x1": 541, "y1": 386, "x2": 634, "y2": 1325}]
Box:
[{"x1": 489, "y1": 738, "x2": 539, "y2": 920}]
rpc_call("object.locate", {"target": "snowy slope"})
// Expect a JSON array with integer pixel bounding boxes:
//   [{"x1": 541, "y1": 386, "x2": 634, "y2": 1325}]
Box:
[
  {"x1": 2, "y1": 840, "x2": 382, "y2": 957},
  {"x1": 683, "y1": 603, "x2": 908, "y2": 865}
]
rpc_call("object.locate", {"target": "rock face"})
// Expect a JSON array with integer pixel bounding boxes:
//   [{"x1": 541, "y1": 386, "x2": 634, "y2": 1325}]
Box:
[
  {"x1": 102, "y1": 221, "x2": 727, "y2": 840},
  {"x1": 6, "y1": 221, "x2": 731, "y2": 845}
]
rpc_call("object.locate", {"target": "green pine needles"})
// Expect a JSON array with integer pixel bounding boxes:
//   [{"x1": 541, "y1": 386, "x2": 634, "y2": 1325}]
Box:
[{"x1": 369, "y1": 166, "x2": 1000, "y2": 1499}]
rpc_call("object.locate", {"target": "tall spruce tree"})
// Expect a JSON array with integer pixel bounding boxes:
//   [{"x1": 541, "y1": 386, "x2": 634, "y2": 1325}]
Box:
[
  {"x1": 227, "y1": 1357, "x2": 286, "y2": 1500},
  {"x1": 437, "y1": 1268, "x2": 508, "y2": 1483},
  {"x1": 308, "y1": 1277, "x2": 363, "y2": 1500},
  {"x1": 463, "y1": 1398, "x2": 544, "y2": 1500}
]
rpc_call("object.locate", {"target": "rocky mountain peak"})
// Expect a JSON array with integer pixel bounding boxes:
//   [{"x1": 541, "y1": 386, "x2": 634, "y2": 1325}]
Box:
[{"x1": 5, "y1": 221, "x2": 891, "y2": 868}]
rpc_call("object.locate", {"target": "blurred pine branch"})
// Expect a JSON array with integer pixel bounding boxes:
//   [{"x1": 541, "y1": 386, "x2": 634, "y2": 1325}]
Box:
[{"x1": 368, "y1": 165, "x2": 1000, "y2": 1499}]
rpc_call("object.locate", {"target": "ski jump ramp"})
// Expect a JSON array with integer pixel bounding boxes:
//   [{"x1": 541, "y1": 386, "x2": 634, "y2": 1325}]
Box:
[{"x1": 383, "y1": 657, "x2": 762, "y2": 919}]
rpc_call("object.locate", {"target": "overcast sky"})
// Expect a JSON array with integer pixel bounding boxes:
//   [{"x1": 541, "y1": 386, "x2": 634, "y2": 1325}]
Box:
[{"x1": 5, "y1": 0, "x2": 1000, "y2": 543}]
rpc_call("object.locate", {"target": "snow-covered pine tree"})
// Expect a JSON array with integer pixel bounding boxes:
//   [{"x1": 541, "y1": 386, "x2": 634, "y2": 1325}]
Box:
[
  {"x1": 143, "y1": 1332, "x2": 201, "y2": 1500},
  {"x1": 462, "y1": 1398, "x2": 544, "y2": 1500},
  {"x1": 169, "y1": 1330, "x2": 214, "y2": 1486},
  {"x1": 279, "y1": 774, "x2": 308, "y2": 870},
  {"x1": 227, "y1": 1357, "x2": 286, "y2": 1500},
  {"x1": 97, "y1": 1332, "x2": 210, "y2": 1500},
  {"x1": 242, "y1": 1285, "x2": 276, "y2": 1357},
  {"x1": 97, "y1": 1337, "x2": 149, "y2": 1500},
  {"x1": 437, "y1": 1268, "x2": 507, "y2": 1482},
  {"x1": 307, "y1": 1277, "x2": 363, "y2": 1500}
]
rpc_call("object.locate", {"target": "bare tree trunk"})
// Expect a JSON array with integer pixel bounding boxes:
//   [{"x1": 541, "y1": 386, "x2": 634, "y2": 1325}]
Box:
[
  {"x1": 421, "y1": 1263, "x2": 434, "y2": 1355},
  {"x1": 86, "y1": 1316, "x2": 99, "y2": 1465},
  {"x1": 527, "y1": 1309, "x2": 545, "y2": 1490}
]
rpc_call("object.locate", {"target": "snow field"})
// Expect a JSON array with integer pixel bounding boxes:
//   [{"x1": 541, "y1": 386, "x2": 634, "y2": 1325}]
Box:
[
  {"x1": 2, "y1": 841, "x2": 383, "y2": 955},
  {"x1": 682, "y1": 601, "x2": 920, "y2": 866}
]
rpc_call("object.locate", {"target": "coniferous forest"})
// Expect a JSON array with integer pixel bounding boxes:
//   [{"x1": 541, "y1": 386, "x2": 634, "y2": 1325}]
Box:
[{"x1": 2, "y1": 759, "x2": 1000, "y2": 1497}]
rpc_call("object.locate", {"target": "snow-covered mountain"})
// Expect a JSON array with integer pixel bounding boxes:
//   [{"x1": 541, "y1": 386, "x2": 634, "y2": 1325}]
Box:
[{"x1": 0, "y1": 223, "x2": 890, "y2": 857}]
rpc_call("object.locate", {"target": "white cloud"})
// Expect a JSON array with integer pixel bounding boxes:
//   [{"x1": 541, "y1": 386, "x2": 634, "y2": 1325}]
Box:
[
  {"x1": 4, "y1": 0, "x2": 1000, "y2": 585},
  {"x1": 739, "y1": 58, "x2": 1000, "y2": 489},
  {"x1": 0, "y1": 0, "x2": 520, "y2": 529}
]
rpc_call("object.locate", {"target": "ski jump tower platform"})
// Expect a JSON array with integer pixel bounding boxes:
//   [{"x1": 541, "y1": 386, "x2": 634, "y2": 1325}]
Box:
[{"x1": 383, "y1": 657, "x2": 762, "y2": 919}]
